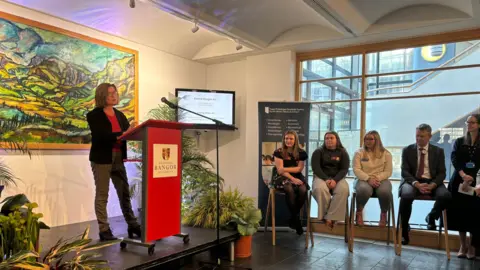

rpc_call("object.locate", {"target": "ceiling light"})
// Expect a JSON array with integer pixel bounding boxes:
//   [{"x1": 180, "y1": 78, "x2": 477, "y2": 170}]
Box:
[
  {"x1": 129, "y1": 0, "x2": 135, "y2": 8},
  {"x1": 191, "y1": 23, "x2": 199, "y2": 33}
]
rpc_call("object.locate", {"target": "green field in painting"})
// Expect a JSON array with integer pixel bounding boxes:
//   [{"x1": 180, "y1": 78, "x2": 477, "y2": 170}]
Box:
[{"x1": 0, "y1": 18, "x2": 136, "y2": 144}]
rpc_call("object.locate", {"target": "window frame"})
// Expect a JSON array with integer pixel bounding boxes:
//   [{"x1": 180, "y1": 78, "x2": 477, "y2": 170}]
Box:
[{"x1": 296, "y1": 28, "x2": 480, "y2": 180}]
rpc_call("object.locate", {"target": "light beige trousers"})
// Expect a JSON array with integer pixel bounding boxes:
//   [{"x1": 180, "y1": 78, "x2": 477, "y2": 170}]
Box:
[{"x1": 312, "y1": 177, "x2": 349, "y2": 221}]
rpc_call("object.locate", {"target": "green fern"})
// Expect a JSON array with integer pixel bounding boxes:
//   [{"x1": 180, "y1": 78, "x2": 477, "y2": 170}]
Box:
[{"x1": 182, "y1": 188, "x2": 254, "y2": 229}]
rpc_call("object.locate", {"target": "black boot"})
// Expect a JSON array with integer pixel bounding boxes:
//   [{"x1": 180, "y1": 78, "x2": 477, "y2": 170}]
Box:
[
  {"x1": 295, "y1": 217, "x2": 304, "y2": 236},
  {"x1": 425, "y1": 213, "x2": 437, "y2": 231},
  {"x1": 128, "y1": 225, "x2": 141, "y2": 239},
  {"x1": 99, "y1": 229, "x2": 117, "y2": 241}
]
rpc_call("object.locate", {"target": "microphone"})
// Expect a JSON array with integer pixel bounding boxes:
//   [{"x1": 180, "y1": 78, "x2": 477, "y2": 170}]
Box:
[{"x1": 161, "y1": 97, "x2": 177, "y2": 109}]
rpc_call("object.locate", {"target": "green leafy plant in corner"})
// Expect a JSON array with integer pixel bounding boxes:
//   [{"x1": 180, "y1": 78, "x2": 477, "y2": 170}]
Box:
[
  {"x1": 0, "y1": 194, "x2": 49, "y2": 260},
  {"x1": 128, "y1": 99, "x2": 223, "y2": 215},
  {"x1": 182, "y1": 188, "x2": 254, "y2": 229},
  {"x1": 0, "y1": 225, "x2": 121, "y2": 269},
  {"x1": 228, "y1": 208, "x2": 262, "y2": 236}
]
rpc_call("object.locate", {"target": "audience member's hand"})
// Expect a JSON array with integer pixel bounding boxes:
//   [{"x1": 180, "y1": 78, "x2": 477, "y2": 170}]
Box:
[
  {"x1": 462, "y1": 181, "x2": 471, "y2": 192},
  {"x1": 291, "y1": 178, "x2": 303, "y2": 186},
  {"x1": 426, "y1": 183, "x2": 437, "y2": 192},
  {"x1": 277, "y1": 167, "x2": 285, "y2": 175},
  {"x1": 415, "y1": 183, "x2": 431, "y2": 194},
  {"x1": 368, "y1": 176, "x2": 380, "y2": 188},
  {"x1": 326, "y1": 179, "x2": 336, "y2": 190},
  {"x1": 462, "y1": 174, "x2": 474, "y2": 184},
  {"x1": 475, "y1": 185, "x2": 480, "y2": 197}
]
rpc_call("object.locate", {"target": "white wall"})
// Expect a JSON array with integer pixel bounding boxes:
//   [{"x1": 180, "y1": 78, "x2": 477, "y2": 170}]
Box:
[
  {"x1": 0, "y1": 2, "x2": 206, "y2": 227},
  {"x1": 202, "y1": 51, "x2": 296, "y2": 201}
]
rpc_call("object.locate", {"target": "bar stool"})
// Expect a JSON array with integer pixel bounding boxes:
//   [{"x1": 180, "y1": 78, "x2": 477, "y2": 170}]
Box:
[
  {"x1": 264, "y1": 186, "x2": 306, "y2": 246},
  {"x1": 305, "y1": 190, "x2": 349, "y2": 248},
  {"x1": 396, "y1": 194, "x2": 450, "y2": 259},
  {"x1": 348, "y1": 191, "x2": 398, "y2": 252}
]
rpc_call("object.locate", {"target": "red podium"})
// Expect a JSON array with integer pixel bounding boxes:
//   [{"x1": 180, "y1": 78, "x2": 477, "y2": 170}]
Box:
[{"x1": 118, "y1": 119, "x2": 193, "y2": 254}]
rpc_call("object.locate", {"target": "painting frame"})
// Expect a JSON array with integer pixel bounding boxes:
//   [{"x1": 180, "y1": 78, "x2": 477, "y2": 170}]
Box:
[{"x1": 0, "y1": 11, "x2": 139, "y2": 150}]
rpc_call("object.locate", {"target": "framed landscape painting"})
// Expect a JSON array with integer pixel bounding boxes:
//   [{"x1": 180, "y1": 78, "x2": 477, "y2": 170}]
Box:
[{"x1": 0, "y1": 11, "x2": 138, "y2": 149}]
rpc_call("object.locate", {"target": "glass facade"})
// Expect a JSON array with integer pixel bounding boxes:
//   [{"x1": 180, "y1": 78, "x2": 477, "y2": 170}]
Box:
[{"x1": 299, "y1": 39, "x2": 480, "y2": 223}]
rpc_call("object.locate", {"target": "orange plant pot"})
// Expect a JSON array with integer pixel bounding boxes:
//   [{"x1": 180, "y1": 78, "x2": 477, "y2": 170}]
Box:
[{"x1": 234, "y1": 235, "x2": 252, "y2": 258}]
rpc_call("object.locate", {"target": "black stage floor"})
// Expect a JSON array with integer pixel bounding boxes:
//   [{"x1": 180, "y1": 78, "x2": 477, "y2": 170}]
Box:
[{"x1": 39, "y1": 216, "x2": 238, "y2": 270}]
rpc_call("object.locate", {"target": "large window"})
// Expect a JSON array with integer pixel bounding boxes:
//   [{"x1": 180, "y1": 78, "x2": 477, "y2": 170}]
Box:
[{"x1": 299, "y1": 38, "x2": 480, "y2": 224}]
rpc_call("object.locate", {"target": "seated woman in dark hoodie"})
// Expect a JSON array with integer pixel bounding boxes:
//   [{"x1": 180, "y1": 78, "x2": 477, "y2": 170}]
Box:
[{"x1": 311, "y1": 131, "x2": 350, "y2": 229}]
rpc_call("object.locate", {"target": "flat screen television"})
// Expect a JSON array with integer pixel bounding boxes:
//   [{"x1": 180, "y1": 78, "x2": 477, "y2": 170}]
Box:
[{"x1": 175, "y1": 88, "x2": 236, "y2": 130}]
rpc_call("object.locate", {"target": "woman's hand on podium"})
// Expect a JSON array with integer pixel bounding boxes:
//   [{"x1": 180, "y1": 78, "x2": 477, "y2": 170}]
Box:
[{"x1": 129, "y1": 120, "x2": 138, "y2": 130}]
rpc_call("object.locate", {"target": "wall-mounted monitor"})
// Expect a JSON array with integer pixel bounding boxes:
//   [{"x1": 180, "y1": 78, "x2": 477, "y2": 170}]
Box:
[{"x1": 175, "y1": 88, "x2": 236, "y2": 130}]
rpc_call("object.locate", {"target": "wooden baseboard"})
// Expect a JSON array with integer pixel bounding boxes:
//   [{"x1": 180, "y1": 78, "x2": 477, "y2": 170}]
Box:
[{"x1": 311, "y1": 219, "x2": 461, "y2": 251}]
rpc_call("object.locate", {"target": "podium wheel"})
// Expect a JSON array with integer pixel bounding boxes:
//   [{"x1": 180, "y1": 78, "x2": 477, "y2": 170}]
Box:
[
  {"x1": 120, "y1": 242, "x2": 127, "y2": 250},
  {"x1": 183, "y1": 235, "x2": 190, "y2": 244},
  {"x1": 148, "y1": 246, "x2": 155, "y2": 255}
]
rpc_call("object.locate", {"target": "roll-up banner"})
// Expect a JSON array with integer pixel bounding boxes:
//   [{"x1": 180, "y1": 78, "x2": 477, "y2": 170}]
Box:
[{"x1": 258, "y1": 102, "x2": 311, "y2": 227}]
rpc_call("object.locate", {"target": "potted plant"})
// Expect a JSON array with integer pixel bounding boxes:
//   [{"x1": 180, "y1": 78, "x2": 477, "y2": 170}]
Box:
[
  {"x1": 228, "y1": 208, "x2": 262, "y2": 258},
  {"x1": 182, "y1": 188, "x2": 254, "y2": 229}
]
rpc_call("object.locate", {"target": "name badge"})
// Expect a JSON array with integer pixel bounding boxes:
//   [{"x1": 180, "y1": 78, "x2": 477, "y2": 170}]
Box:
[
  {"x1": 361, "y1": 158, "x2": 369, "y2": 162},
  {"x1": 466, "y1": 162, "x2": 475, "y2": 169}
]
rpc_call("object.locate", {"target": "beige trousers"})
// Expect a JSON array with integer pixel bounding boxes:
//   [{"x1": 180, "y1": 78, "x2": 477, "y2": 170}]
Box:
[{"x1": 312, "y1": 177, "x2": 349, "y2": 221}]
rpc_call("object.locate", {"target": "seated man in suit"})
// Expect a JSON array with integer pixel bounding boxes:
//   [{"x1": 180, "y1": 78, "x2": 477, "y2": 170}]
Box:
[{"x1": 399, "y1": 123, "x2": 451, "y2": 245}]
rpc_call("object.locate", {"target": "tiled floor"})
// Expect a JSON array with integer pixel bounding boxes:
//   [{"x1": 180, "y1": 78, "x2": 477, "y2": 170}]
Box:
[{"x1": 184, "y1": 231, "x2": 480, "y2": 270}]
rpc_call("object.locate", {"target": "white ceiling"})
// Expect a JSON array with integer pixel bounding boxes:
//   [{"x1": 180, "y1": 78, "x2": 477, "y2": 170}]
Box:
[{"x1": 4, "y1": 0, "x2": 480, "y2": 63}]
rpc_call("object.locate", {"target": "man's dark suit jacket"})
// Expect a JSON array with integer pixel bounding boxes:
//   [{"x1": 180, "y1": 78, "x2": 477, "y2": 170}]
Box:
[{"x1": 400, "y1": 143, "x2": 446, "y2": 192}]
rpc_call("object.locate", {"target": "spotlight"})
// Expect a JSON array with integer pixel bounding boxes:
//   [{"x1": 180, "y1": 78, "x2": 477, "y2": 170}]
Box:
[
  {"x1": 191, "y1": 23, "x2": 199, "y2": 33},
  {"x1": 235, "y1": 44, "x2": 243, "y2": 51},
  {"x1": 129, "y1": 0, "x2": 135, "y2": 8}
]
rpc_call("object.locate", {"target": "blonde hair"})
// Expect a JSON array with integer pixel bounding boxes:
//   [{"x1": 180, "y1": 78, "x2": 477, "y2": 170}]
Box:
[
  {"x1": 94, "y1": 83, "x2": 117, "y2": 108},
  {"x1": 281, "y1": 130, "x2": 300, "y2": 160},
  {"x1": 363, "y1": 130, "x2": 387, "y2": 159}
]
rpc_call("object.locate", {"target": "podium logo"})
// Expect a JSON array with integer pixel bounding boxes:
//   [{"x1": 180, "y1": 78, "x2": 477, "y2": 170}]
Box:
[{"x1": 153, "y1": 144, "x2": 178, "y2": 178}]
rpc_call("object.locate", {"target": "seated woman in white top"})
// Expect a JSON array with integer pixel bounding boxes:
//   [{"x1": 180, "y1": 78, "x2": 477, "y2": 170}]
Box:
[{"x1": 353, "y1": 130, "x2": 393, "y2": 227}]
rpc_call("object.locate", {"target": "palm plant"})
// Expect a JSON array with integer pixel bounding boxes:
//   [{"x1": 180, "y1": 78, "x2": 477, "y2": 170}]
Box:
[
  {"x1": 182, "y1": 188, "x2": 254, "y2": 229},
  {"x1": 0, "y1": 225, "x2": 120, "y2": 269},
  {"x1": 128, "y1": 99, "x2": 223, "y2": 213}
]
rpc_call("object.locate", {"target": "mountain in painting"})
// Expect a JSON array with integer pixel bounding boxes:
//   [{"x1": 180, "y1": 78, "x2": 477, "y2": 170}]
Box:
[{"x1": 0, "y1": 18, "x2": 135, "y2": 144}]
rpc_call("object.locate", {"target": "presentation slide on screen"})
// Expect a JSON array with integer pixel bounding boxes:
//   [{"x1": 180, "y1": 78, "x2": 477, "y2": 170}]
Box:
[{"x1": 177, "y1": 91, "x2": 234, "y2": 125}]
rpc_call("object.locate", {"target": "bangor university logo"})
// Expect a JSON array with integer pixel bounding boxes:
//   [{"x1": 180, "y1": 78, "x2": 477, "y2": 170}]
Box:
[{"x1": 162, "y1": 148, "x2": 170, "y2": 160}]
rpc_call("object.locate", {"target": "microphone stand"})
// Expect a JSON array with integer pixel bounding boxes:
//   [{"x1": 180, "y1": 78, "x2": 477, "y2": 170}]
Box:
[{"x1": 163, "y1": 100, "x2": 249, "y2": 269}]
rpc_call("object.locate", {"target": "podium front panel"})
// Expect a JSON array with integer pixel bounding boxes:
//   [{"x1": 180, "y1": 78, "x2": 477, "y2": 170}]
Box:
[{"x1": 142, "y1": 127, "x2": 182, "y2": 243}]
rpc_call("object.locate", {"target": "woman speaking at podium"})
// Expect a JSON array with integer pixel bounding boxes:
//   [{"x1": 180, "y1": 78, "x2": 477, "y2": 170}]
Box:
[{"x1": 87, "y1": 83, "x2": 141, "y2": 241}]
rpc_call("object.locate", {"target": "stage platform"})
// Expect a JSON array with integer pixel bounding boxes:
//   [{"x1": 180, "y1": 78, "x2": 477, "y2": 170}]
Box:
[{"x1": 39, "y1": 216, "x2": 239, "y2": 269}]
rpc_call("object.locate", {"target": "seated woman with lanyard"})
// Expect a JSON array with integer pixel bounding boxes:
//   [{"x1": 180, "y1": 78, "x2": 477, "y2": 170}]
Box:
[
  {"x1": 448, "y1": 114, "x2": 480, "y2": 259},
  {"x1": 273, "y1": 130, "x2": 308, "y2": 235}
]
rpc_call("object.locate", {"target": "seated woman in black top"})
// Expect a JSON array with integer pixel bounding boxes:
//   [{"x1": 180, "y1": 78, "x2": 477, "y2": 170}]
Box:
[{"x1": 273, "y1": 130, "x2": 308, "y2": 235}]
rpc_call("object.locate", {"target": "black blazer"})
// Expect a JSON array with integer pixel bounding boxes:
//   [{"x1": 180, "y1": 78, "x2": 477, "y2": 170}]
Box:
[
  {"x1": 449, "y1": 137, "x2": 480, "y2": 187},
  {"x1": 87, "y1": 107, "x2": 130, "y2": 164},
  {"x1": 400, "y1": 143, "x2": 446, "y2": 189}
]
